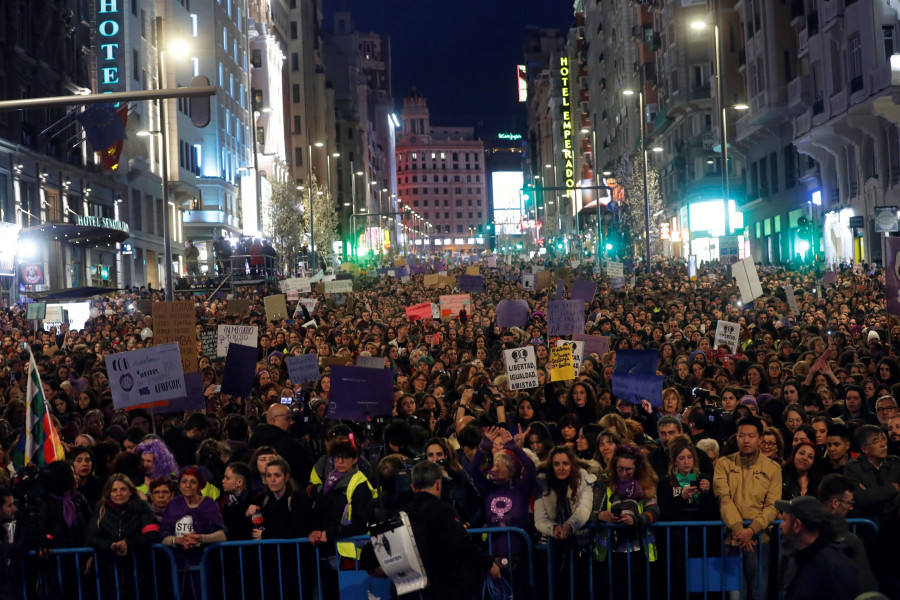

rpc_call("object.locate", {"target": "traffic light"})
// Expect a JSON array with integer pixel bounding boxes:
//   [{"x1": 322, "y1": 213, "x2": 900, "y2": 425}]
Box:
[{"x1": 797, "y1": 216, "x2": 812, "y2": 257}]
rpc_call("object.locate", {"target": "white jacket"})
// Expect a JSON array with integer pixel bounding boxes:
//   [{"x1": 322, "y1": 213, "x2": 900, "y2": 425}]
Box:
[{"x1": 534, "y1": 469, "x2": 596, "y2": 537}]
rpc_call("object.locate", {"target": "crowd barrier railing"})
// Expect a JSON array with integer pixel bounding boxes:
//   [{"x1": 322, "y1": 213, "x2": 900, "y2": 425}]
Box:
[{"x1": 17, "y1": 543, "x2": 180, "y2": 600}]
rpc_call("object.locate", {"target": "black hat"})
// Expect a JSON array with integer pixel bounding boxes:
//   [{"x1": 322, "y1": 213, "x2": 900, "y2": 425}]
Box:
[{"x1": 774, "y1": 496, "x2": 828, "y2": 527}]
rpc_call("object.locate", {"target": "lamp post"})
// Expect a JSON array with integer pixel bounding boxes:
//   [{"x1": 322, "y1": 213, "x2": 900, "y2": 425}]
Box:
[
  {"x1": 623, "y1": 89, "x2": 652, "y2": 270},
  {"x1": 155, "y1": 17, "x2": 176, "y2": 300}
]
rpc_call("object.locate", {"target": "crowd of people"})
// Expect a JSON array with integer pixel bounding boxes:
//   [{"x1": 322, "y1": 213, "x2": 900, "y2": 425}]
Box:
[{"x1": 0, "y1": 256, "x2": 896, "y2": 600}]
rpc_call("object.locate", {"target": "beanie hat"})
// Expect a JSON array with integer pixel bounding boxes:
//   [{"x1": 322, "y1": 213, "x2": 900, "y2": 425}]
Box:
[{"x1": 739, "y1": 395, "x2": 759, "y2": 413}]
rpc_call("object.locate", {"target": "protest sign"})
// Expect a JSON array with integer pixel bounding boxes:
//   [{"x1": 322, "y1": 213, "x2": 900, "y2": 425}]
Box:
[
  {"x1": 293, "y1": 298, "x2": 317, "y2": 318},
  {"x1": 822, "y1": 270, "x2": 837, "y2": 288},
  {"x1": 106, "y1": 343, "x2": 186, "y2": 409},
  {"x1": 357, "y1": 355, "x2": 385, "y2": 369},
  {"x1": 536, "y1": 270, "x2": 552, "y2": 290},
  {"x1": 200, "y1": 330, "x2": 218, "y2": 358},
  {"x1": 570, "y1": 280, "x2": 597, "y2": 303},
  {"x1": 612, "y1": 349, "x2": 663, "y2": 406},
  {"x1": 439, "y1": 294, "x2": 471, "y2": 317},
  {"x1": 714, "y1": 320, "x2": 740, "y2": 352},
  {"x1": 321, "y1": 356, "x2": 353, "y2": 368},
  {"x1": 555, "y1": 280, "x2": 564, "y2": 300},
  {"x1": 217, "y1": 325, "x2": 258, "y2": 357},
  {"x1": 405, "y1": 302, "x2": 433, "y2": 321},
  {"x1": 487, "y1": 256, "x2": 497, "y2": 268},
  {"x1": 522, "y1": 274, "x2": 535, "y2": 290},
  {"x1": 556, "y1": 340, "x2": 584, "y2": 375},
  {"x1": 572, "y1": 332, "x2": 610, "y2": 358},
  {"x1": 466, "y1": 266, "x2": 480, "y2": 276},
  {"x1": 136, "y1": 372, "x2": 206, "y2": 414},
  {"x1": 220, "y1": 344, "x2": 257, "y2": 398},
  {"x1": 531, "y1": 265, "x2": 545, "y2": 273},
  {"x1": 328, "y1": 365, "x2": 394, "y2": 420},
  {"x1": 153, "y1": 301, "x2": 199, "y2": 373},
  {"x1": 606, "y1": 262, "x2": 624, "y2": 278},
  {"x1": 135, "y1": 300, "x2": 153, "y2": 315},
  {"x1": 286, "y1": 354, "x2": 320, "y2": 385},
  {"x1": 549, "y1": 344, "x2": 575, "y2": 382},
  {"x1": 280, "y1": 277, "x2": 311, "y2": 293},
  {"x1": 503, "y1": 346, "x2": 539, "y2": 390},
  {"x1": 264, "y1": 294, "x2": 288, "y2": 322},
  {"x1": 784, "y1": 285, "x2": 801, "y2": 317},
  {"x1": 496, "y1": 300, "x2": 530, "y2": 328},
  {"x1": 547, "y1": 300, "x2": 584, "y2": 337},
  {"x1": 227, "y1": 299, "x2": 251, "y2": 316},
  {"x1": 424, "y1": 274, "x2": 454, "y2": 288},
  {"x1": 286, "y1": 290, "x2": 299, "y2": 301},
  {"x1": 324, "y1": 279, "x2": 353, "y2": 294},
  {"x1": 732, "y1": 257, "x2": 763, "y2": 304},
  {"x1": 459, "y1": 275, "x2": 484, "y2": 292},
  {"x1": 26, "y1": 302, "x2": 46, "y2": 320}
]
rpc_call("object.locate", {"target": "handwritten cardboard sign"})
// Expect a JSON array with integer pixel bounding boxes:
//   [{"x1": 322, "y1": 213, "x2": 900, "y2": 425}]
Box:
[
  {"x1": 547, "y1": 300, "x2": 584, "y2": 337},
  {"x1": 555, "y1": 339, "x2": 584, "y2": 375},
  {"x1": 549, "y1": 344, "x2": 575, "y2": 382},
  {"x1": 324, "y1": 279, "x2": 353, "y2": 294},
  {"x1": 286, "y1": 354, "x2": 320, "y2": 385},
  {"x1": 440, "y1": 294, "x2": 471, "y2": 317},
  {"x1": 153, "y1": 301, "x2": 198, "y2": 373},
  {"x1": 217, "y1": 325, "x2": 258, "y2": 357}
]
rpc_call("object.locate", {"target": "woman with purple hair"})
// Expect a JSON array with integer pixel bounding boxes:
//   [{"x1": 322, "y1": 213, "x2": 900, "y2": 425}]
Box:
[{"x1": 135, "y1": 438, "x2": 179, "y2": 497}]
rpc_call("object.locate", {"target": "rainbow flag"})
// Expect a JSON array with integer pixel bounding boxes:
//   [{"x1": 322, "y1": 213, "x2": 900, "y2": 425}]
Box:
[{"x1": 13, "y1": 353, "x2": 65, "y2": 468}]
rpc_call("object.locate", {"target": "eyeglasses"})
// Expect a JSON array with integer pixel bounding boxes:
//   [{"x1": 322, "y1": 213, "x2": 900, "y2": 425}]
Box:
[
  {"x1": 760, "y1": 441, "x2": 777, "y2": 448},
  {"x1": 616, "y1": 466, "x2": 635, "y2": 474},
  {"x1": 876, "y1": 406, "x2": 898, "y2": 413},
  {"x1": 837, "y1": 497, "x2": 855, "y2": 507}
]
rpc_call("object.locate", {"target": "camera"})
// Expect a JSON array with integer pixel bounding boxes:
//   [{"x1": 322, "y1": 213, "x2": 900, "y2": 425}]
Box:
[{"x1": 692, "y1": 387, "x2": 711, "y2": 401}]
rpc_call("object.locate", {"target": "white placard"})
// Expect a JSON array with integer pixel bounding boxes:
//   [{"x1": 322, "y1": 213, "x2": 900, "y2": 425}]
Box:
[
  {"x1": 606, "y1": 262, "x2": 624, "y2": 278},
  {"x1": 784, "y1": 285, "x2": 800, "y2": 317},
  {"x1": 324, "y1": 279, "x2": 353, "y2": 294},
  {"x1": 714, "y1": 320, "x2": 740, "y2": 352},
  {"x1": 280, "y1": 277, "x2": 311, "y2": 293},
  {"x1": 503, "y1": 345, "x2": 540, "y2": 390},
  {"x1": 293, "y1": 298, "x2": 318, "y2": 317},
  {"x1": 106, "y1": 343, "x2": 186, "y2": 409},
  {"x1": 216, "y1": 325, "x2": 258, "y2": 357},
  {"x1": 732, "y1": 257, "x2": 763, "y2": 303},
  {"x1": 357, "y1": 355, "x2": 384, "y2": 369},
  {"x1": 556, "y1": 339, "x2": 584, "y2": 375},
  {"x1": 522, "y1": 274, "x2": 535, "y2": 289}
]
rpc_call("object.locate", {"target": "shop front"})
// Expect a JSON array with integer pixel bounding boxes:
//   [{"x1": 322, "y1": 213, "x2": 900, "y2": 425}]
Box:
[{"x1": 678, "y1": 200, "x2": 745, "y2": 264}]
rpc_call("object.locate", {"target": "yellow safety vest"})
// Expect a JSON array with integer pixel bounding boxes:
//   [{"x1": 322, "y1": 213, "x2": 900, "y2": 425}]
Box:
[
  {"x1": 592, "y1": 487, "x2": 657, "y2": 562},
  {"x1": 335, "y1": 471, "x2": 378, "y2": 559}
]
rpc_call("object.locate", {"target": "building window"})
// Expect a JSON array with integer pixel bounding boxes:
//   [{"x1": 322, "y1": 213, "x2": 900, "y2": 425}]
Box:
[
  {"x1": 292, "y1": 84, "x2": 300, "y2": 103},
  {"x1": 290, "y1": 21, "x2": 297, "y2": 39},
  {"x1": 885, "y1": 26, "x2": 897, "y2": 61},
  {"x1": 295, "y1": 147, "x2": 303, "y2": 166},
  {"x1": 849, "y1": 34, "x2": 863, "y2": 91},
  {"x1": 133, "y1": 49, "x2": 140, "y2": 81},
  {"x1": 456, "y1": 199, "x2": 462, "y2": 206},
  {"x1": 294, "y1": 116, "x2": 301, "y2": 133},
  {"x1": 291, "y1": 53, "x2": 299, "y2": 71}
]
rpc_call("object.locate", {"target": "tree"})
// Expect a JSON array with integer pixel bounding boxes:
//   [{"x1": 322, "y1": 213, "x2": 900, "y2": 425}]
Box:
[
  {"x1": 301, "y1": 175, "x2": 340, "y2": 270},
  {"x1": 615, "y1": 153, "x2": 664, "y2": 259},
  {"x1": 266, "y1": 180, "x2": 304, "y2": 274}
]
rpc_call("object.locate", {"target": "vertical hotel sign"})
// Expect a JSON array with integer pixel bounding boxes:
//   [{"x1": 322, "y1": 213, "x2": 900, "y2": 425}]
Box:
[
  {"x1": 559, "y1": 57, "x2": 575, "y2": 201},
  {"x1": 96, "y1": 0, "x2": 125, "y2": 97}
]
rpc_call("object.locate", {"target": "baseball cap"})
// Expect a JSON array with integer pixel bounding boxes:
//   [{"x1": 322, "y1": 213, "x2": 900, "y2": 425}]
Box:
[{"x1": 774, "y1": 496, "x2": 828, "y2": 527}]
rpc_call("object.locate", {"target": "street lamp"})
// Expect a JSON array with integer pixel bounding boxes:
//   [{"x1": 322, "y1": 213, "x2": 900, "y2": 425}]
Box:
[{"x1": 623, "y1": 89, "x2": 652, "y2": 270}]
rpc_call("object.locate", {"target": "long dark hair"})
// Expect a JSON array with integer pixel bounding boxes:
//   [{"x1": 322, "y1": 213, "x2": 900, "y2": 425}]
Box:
[{"x1": 539, "y1": 445, "x2": 586, "y2": 503}]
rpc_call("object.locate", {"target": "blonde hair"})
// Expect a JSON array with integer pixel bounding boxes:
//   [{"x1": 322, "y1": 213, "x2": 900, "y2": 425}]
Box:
[{"x1": 97, "y1": 474, "x2": 139, "y2": 525}]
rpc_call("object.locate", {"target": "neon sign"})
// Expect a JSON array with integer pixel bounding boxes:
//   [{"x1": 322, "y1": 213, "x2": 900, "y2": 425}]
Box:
[
  {"x1": 498, "y1": 133, "x2": 522, "y2": 140},
  {"x1": 97, "y1": 0, "x2": 124, "y2": 97},
  {"x1": 559, "y1": 57, "x2": 574, "y2": 199}
]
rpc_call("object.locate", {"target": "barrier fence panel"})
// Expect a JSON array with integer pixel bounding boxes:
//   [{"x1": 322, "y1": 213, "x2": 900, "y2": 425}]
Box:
[{"x1": 18, "y1": 544, "x2": 179, "y2": 600}]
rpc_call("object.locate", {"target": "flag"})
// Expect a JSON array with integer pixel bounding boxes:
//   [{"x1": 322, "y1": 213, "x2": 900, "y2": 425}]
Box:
[
  {"x1": 77, "y1": 102, "x2": 127, "y2": 151},
  {"x1": 14, "y1": 353, "x2": 65, "y2": 469},
  {"x1": 100, "y1": 106, "x2": 129, "y2": 170}
]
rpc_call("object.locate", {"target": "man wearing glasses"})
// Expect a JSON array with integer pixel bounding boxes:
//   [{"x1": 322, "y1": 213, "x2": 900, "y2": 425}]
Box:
[
  {"x1": 874, "y1": 395, "x2": 899, "y2": 427},
  {"x1": 844, "y1": 425, "x2": 900, "y2": 527},
  {"x1": 818, "y1": 475, "x2": 877, "y2": 593}
]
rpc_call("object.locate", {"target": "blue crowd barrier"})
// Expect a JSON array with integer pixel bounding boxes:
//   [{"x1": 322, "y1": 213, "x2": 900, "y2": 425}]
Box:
[{"x1": 18, "y1": 543, "x2": 180, "y2": 600}]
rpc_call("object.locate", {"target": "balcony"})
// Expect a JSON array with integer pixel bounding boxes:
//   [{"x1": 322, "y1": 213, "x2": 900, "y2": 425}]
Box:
[
  {"x1": 823, "y1": 0, "x2": 843, "y2": 28},
  {"x1": 830, "y1": 88, "x2": 847, "y2": 115},
  {"x1": 807, "y1": 11, "x2": 819, "y2": 36},
  {"x1": 183, "y1": 210, "x2": 241, "y2": 229},
  {"x1": 787, "y1": 75, "x2": 812, "y2": 114},
  {"x1": 849, "y1": 75, "x2": 864, "y2": 95},
  {"x1": 790, "y1": 0, "x2": 805, "y2": 22},
  {"x1": 795, "y1": 109, "x2": 812, "y2": 136},
  {"x1": 799, "y1": 29, "x2": 809, "y2": 53}
]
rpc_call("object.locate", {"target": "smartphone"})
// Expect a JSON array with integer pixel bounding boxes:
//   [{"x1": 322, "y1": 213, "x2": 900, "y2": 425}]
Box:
[
  {"x1": 214, "y1": 385, "x2": 222, "y2": 393},
  {"x1": 280, "y1": 397, "x2": 294, "y2": 405}
]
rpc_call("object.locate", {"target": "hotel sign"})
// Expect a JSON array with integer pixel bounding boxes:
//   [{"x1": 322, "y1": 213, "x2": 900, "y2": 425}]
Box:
[
  {"x1": 559, "y1": 57, "x2": 574, "y2": 200},
  {"x1": 97, "y1": 0, "x2": 125, "y2": 96},
  {"x1": 75, "y1": 215, "x2": 130, "y2": 233}
]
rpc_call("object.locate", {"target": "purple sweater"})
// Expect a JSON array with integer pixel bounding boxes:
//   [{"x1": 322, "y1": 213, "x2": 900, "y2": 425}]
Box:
[{"x1": 465, "y1": 438, "x2": 537, "y2": 554}]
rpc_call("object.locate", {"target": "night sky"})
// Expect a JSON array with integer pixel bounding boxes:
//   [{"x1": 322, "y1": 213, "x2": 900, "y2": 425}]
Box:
[{"x1": 327, "y1": 0, "x2": 573, "y2": 136}]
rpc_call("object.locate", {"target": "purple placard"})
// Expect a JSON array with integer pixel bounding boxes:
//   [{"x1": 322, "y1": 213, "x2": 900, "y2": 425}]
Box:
[
  {"x1": 286, "y1": 353, "x2": 320, "y2": 385},
  {"x1": 496, "y1": 299, "x2": 530, "y2": 328},
  {"x1": 411, "y1": 265, "x2": 428, "y2": 275},
  {"x1": 459, "y1": 275, "x2": 484, "y2": 292},
  {"x1": 555, "y1": 280, "x2": 564, "y2": 300},
  {"x1": 547, "y1": 300, "x2": 585, "y2": 337},
  {"x1": 220, "y1": 343, "x2": 258, "y2": 398},
  {"x1": 394, "y1": 266, "x2": 409, "y2": 278},
  {"x1": 572, "y1": 332, "x2": 610, "y2": 357},
  {"x1": 150, "y1": 373, "x2": 206, "y2": 413},
  {"x1": 887, "y1": 238, "x2": 900, "y2": 315},
  {"x1": 328, "y1": 365, "x2": 395, "y2": 421},
  {"x1": 570, "y1": 279, "x2": 597, "y2": 303}
]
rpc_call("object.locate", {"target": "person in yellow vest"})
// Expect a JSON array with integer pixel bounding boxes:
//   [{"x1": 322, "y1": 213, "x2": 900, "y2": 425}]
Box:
[
  {"x1": 592, "y1": 443, "x2": 660, "y2": 599},
  {"x1": 309, "y1": 439, "x2": 377, "y2": 598}
]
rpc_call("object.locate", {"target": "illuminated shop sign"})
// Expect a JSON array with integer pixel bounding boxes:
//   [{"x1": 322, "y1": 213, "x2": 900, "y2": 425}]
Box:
[
  {"x1": 559, "y1": 57, "x2": 574, "y2": 200},
  {"x1": 498, "y1": 133, "x2": 522, "y2": 140},
  {"x1": 97, "y1": 0, "x2": 124, "y2": 96},
  {"x1": 75, "y1": 214, "x2": 131, "y2": 233}
]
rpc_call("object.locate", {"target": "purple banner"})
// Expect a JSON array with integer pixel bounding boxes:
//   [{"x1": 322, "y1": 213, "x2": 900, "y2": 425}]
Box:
[
  {"x1": 572, "y1": 332, "x2": 610, "y2": 357},
  {"x1": 887, "y1": 237, "x2": 900, "y2": 315},
  {"x1": 220, "y1": 343, "x2": 258, "y2": 398},
  {"x1": 547, "y1": 300, "x2": 585, "y2": 337},
  {"x1": 459, "y1": 275, "x2": 484, "y2": 292},
  {"x1": 496, "y1": 300, "x2": 530, "y2": 328},
  {"x1": 570, "y1": 280, "x2": 597, "y2": 303},
  {"x1": 328, "y1": 365, "x2": 395, "y2": 421},
  {"x1": 411, "y1": 265, "x2": 428, "y2": 275}
]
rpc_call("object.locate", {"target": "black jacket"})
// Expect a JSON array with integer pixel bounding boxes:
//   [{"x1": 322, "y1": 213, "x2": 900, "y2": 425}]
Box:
[
  {"x1": 259, "y1": 490, "x2": 312, "y2": 539},
  {"x1": 220, "y1": 490, "x2": 256, "y2": 542},
  {"x1": 781, "y1": 530, "x2": 861, "y2": 600},
  {"x1": 84, "y1": 496, "x2": 159, "y2": 554},
  {"x1": 248, "y1": 424, "x2": 315, "y2": 485},
  {"x1": 402, "y1": 492, "x2": 494, "y2": 600}
]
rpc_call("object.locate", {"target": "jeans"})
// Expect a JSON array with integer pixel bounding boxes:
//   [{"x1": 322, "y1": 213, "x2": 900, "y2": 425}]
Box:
[{"x1": 725, "y1": 541, "x2": 769, "y2": 600}]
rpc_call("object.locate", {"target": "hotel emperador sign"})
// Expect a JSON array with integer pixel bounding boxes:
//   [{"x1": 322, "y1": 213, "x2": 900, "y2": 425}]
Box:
[{"x1": 559, "y1": 57, "x2": 575, "y2": 201}]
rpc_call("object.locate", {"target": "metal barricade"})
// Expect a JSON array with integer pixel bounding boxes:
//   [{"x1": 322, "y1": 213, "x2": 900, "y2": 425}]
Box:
[{"x1": 19, "y1": 544, "x2": 179, "y2": 600}]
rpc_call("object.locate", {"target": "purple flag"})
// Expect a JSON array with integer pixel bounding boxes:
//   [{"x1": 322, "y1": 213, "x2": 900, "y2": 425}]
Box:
[
  {"x1": 887, "y1": 237, "x2": 900, "y2": 315},
  {"x1": 496, "y1": 300, "x2": 530, "y2": 328},
  {"x1": 220, "y1": 343, "x2": 257, "y2": 398},
  {"x1": 570, "y1": 280, "x2": 597, "y2": 303},
  {"x1": 328, "y1": 365, "x2": 395, "y2": 421}
]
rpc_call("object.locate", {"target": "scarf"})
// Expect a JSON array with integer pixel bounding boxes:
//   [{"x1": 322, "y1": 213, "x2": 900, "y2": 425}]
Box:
[
  {"x1": 675, "y1": 472, "x2": 699, "y2": 505},
  {"x1": 51, "y1": 491, "x2": 79, "y2": 528},
  {"x1": 614, "y1": 478, "x2": 642, "y2": 501},
  {"x1": 322, "y1": 469, "x2": 349, "y2": 496}
]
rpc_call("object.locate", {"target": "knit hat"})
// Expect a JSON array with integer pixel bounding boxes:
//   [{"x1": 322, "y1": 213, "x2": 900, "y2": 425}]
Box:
[
  {"x1": 268, "y1": 350, "x2": 285, "y2": 363},
  {"x1": 739, "y1": 395, "x2": 759, "y2": 413},
  {"x1": 867, "y1": 330, "x2": 880, "y2": 343}
]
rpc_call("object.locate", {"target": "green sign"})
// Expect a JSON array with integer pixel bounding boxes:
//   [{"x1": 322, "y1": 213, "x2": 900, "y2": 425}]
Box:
[{"x1": 498, "y1": 133, "x2": 522, "y2": 140}]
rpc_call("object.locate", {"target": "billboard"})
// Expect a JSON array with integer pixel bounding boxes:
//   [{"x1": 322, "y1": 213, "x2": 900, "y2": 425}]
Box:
[
  {"x1": 492, "y1": 172, "x2": 525, "y2": 235},
  {"x1": 517, "y1": 65, "x2": 527, "y2": 102}
]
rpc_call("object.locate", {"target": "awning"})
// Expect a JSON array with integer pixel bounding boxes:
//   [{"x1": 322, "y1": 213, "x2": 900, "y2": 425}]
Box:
[
  {"x1": 19, "y1": 221, "x2": 130, "y2": 245},
  {"x1": 27, "y1": 286, "x2": 121, "y2": 300}
]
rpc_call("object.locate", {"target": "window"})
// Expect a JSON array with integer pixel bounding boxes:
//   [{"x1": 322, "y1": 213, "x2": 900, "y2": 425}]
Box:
[
  {"x1": 670, "y1": 69, "x2": 679, "y2": 94},
  {"x1": 692, "y1": 64, "x2": 708, "y2": 88},
  {"x1": 770, "y1": 152, "x2": 778, "y2": 194},
  {"x1": 290, "y1": 21, "x2": 297, "y2": 39},
  {"x1": 455, "y1": 188, "x2": 462, "y2": 194},
  {"x1": 784, "y1": 144, "x2": 796, "y2": 189},
  {"x1": 444, "y1": 212, "x2": 449, "y2": 219},
  {"x1": 477, "y1": 212, "x2": 482, "y2": 219},
  {"x1": 294, "y1": 116, "x2": 301, "y2": 133},
  {"x1": 468, "y1": 199, "x2": 473, "y2": 206},
  {"x1": 456, "y1": 199, "x2": 462, "y2": 206},
  {"x1": 849, "y1": 34, "x2": 863, "y2": 85},
  {"x1": 443, "y1": 200, "x2": 449, "y2": 207},
  {"x1": 291, "y1": 53, "x2": 299, "y2": 71},
  {"x1": 413, "y1": 201, "x2": 418, "y2": 207},
  {"x1": 133, "y1": 49, "x2": 140, "y2": 81},
  {"x1": 468, "y1": 212, "x2": 473, "y2": 219},
  {"x1": 457, "y1": 225, "x2": 464, "y2": 233},
  {"x1": 885, "y1": 26, "x2": 897, "y2": 61},
  {"x1": 292, "y1": 84, "x2": 300, "y2": 103},
  {"x1": 295, "y1": 147, "x2": 303, "y2": 166}
]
